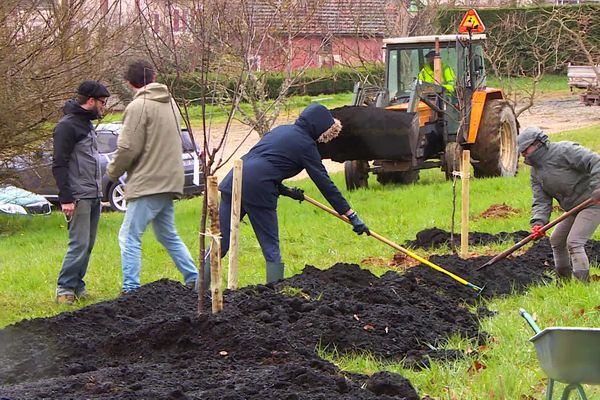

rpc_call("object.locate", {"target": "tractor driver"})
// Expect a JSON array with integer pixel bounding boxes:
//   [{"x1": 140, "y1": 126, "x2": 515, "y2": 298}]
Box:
[{"x1": 418, "y1": 50, "x2": 455, "y2": 95}]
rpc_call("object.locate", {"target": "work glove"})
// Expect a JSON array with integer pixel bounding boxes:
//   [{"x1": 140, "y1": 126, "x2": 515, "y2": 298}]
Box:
[
  {"x1": 347, "y1": 211, "x2": 370, "y2": 235},
  {"x1": 531, "y1": 224, "x2": 545, "y2": 240},
  {"x1": 592, "y1": 188, "x2": 600, "y2": 203},
  {"x1": 278, "y1": 184, "x2": 305, "y2": 202}
]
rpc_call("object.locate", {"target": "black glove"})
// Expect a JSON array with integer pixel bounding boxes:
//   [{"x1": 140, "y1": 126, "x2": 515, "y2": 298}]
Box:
[
  {"x1": 278, "y1": 184, "x2": 305, "y2": 202},
  {"x1": 347, "y1": 211, "x2": 370, "y2": 235}
]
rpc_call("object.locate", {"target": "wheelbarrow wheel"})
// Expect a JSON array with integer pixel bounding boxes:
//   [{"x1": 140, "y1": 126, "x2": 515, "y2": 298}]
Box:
[{"x1": 344, "y1": 160, "x2": 369, "y2": 191}]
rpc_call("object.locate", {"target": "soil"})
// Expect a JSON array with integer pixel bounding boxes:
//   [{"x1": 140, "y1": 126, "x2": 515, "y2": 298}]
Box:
[
  {"x1": 475, "y1": 203, "x2": 522, "y2": 220},
  {"x1": 2, "y1": 229, "x2": 600, "y2": 400}
]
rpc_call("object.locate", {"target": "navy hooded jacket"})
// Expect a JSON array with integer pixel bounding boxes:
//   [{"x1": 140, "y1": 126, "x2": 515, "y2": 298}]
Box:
[{"x1": 219, "y1": 104, "x2": 350, "y2": 214}]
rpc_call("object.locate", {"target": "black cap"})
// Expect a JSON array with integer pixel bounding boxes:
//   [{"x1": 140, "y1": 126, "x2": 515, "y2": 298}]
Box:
[
  {"x1": 77, "y1": 80, "x2": 110, "y2": 98},
  {"x1": 425, "y1": 50, "x2": 436, "y2": 58}
]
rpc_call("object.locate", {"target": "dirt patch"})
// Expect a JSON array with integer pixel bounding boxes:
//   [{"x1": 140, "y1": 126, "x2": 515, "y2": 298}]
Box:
[
  {"x1": 476, "y1": 204, "x2": 522, "y2": 220},
  {"x1": 405, "y1": 227, "x2": 530, "y2": 250},
  {"x1": 1, "y1": 229, "x2": 600, "y2": 399}
]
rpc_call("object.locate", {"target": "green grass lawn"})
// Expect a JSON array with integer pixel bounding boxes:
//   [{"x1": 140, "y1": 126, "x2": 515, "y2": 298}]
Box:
[{"x1": 1, "y1": 123, "x2": 599, "y2": 399}]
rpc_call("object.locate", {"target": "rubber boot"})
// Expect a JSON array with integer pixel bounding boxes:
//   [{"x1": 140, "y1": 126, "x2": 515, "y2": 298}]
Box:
[
  {"x1": 266, "y1": 261, "x2": 285, "y2": 284},
  {"x1": 555, "y1": 267, "x2": 572, "y2": 286},
  {"x1": 573, "y1": 270, "x2": 590, "y2": 283},
  {"x1": 201, "y1": 254, "x2": 211, "y2": 291}
]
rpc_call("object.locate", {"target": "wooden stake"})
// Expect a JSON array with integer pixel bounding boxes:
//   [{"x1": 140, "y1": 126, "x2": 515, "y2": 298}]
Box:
[
  {"x1": 460, "y1": 150, "x2": 470, "y2": 259},
  {"x1": 207, "y1": 176, "x2": 223, "y2": 313},
  {"x1": 227, "y1": 160, "x2": 243, "y2": 290}
]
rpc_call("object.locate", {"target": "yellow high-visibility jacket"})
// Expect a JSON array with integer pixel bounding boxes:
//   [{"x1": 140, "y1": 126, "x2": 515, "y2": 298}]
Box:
[{"x1": 418, "y1": 63, "x2": 456, "y2": 94}]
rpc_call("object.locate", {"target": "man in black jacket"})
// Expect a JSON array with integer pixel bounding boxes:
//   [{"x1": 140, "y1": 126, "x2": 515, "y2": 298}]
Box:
[
  {"x1": 212, "y1": 104, "x2": 369, "y2": 285},
  {"x1": 52, "y1": 80, "x2": 110, "y2": 304}
]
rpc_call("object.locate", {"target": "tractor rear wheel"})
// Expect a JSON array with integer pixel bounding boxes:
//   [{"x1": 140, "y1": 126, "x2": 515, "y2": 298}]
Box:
[
  {"x1": 470, "y1": 99, "x2": 519, "y2": 178},
  {"x1": 376, "y1": 170, "x2": 420, "y2": 185},
  {"x1": 344, "y1": 160, "x2": 369, "y2": 190}
]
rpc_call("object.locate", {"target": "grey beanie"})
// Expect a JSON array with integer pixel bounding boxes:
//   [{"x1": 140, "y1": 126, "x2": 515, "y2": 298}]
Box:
[{"x1": 517, "y1": 127, "x2": 549, "y2": 154}]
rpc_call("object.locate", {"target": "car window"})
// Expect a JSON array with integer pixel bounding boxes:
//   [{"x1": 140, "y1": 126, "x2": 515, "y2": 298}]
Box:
[
  {"x1": 97, "y1": 130, "x2": 118, "y2": 153},
  {"x1": 180, "y1": 129, "x2": 196, "y2": 153}
]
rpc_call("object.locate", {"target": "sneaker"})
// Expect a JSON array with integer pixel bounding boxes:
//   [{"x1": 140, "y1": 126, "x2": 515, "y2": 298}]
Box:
[
  {"x1": 56, "y1": 293, "x2": 75, "y2": 305},
  {"x1": 185, "y1": 281, "x2": 198, "y2": 291},
  {"x1": 75, "y1": 288, "x2": 89, "y2": 300}
]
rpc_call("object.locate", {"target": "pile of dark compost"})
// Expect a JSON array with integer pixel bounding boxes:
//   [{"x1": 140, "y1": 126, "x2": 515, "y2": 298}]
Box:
[{"x1": 2, "y1": 229, "x2": 599, "y2": 400}]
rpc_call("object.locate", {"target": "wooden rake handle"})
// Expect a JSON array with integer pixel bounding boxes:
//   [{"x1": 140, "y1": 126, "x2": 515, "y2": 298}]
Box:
[
  {"x1": 303, "y1": 195, "x2": 483, "y2": 292},
  {"x1": 477, "y1": 197, "x2": 595, "y2": 270}
]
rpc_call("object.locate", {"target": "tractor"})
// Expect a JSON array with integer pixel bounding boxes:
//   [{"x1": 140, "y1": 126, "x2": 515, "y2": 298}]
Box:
[{"x1": 318, "y1": 33, "x2": 519, "y2": 190}]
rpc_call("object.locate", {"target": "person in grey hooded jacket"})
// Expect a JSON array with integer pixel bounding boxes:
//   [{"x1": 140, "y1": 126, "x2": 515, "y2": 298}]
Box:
[{"x1": 518, "y1": 126, "x2": 600, "y2": 282}]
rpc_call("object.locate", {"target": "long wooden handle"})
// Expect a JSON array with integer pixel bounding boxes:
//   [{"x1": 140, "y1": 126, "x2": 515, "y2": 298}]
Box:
[
  {"x1": 477, "y1": 197, "x2": 595, "y2": 270},
  {"x1": 303, "y1": 195, "x2": 483, "y2": 291}
]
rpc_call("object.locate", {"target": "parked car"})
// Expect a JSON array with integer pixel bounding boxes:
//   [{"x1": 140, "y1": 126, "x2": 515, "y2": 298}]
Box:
[{"x1": 0, "y1": 123, "x2": 204, "y2": 212}]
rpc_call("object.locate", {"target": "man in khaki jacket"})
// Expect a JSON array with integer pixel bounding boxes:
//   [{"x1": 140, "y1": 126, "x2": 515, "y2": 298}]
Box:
[{"x1": 107, "y1": 60, "x2": 198, "y2": 293}]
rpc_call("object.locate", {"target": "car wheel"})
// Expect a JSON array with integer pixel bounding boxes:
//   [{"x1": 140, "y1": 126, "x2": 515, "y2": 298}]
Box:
[{"x1": 108, "y1": 182, "x2": 127, "y2": 212}]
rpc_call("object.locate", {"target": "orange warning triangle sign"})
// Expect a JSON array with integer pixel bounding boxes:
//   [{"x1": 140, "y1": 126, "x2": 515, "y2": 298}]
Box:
[{"x1": 458, "y1": 9, "x2": 485, "y2": 33}]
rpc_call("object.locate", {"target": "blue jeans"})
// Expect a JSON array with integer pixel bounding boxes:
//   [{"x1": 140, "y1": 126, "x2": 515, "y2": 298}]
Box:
[
  {"x1": 118, "y1": 193, "x2": 198, "y2": 292},
  {"x1": 57, "y1": 198, "x2": 101, "y2": 296}
]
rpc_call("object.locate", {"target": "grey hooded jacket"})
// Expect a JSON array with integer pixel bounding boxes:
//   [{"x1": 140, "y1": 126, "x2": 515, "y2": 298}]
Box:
[{"x1": 526, "y1": 141, "x2": 600, "y2": 226}]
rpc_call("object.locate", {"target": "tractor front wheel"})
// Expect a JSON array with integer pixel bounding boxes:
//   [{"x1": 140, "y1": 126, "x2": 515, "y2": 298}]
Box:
[
  {"x1": 444, "y1": 142, "x2": 463, "y2": 180},
  {"x1": 470, "y1": 99, "x2": 519, "y2": 178},
  {"x1": 376, "y1": 170, "x2": 420, "y2": 185},
  {"x1": 344, "y1": 160, "x2": 369, "y2": 191}
]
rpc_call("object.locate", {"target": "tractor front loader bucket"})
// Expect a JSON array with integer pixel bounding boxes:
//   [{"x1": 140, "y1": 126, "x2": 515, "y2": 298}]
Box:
[{"x1": 318, "y1": 106, "x2": 420, "y2": 163}]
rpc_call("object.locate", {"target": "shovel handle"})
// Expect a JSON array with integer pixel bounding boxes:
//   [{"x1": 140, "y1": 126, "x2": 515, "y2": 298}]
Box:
[
  {"x1": 478, "y1": 197, "x2": 595, "y2": 270},
  {"x1": 303, "y1": 195, "x2": 483, "y2": 292}
]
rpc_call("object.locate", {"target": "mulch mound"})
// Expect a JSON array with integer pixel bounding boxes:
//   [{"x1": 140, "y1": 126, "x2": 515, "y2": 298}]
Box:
[
  {"x1": 476, "y1": 204, "x2": 522, "y2": 220},
  {"x1": 1, "y1": 229, "x2": 598, "y2": 400}
]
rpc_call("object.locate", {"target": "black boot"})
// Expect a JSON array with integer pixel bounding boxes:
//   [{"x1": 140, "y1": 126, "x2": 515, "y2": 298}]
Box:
[
  {"x1": 555, "y1": 267, "x2": 572, "y2": 285},
  {"x1": 266, "y1": 261, "x2": 284, "y2": 283},
  {"x1": 573, "y1": 270, "x2": 590, "y2": 283}
]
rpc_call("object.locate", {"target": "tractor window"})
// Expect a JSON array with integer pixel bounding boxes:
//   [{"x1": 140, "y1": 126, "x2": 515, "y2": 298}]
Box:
[{"x1": 387, "y1": 46, "x2": 457, "y2": 101}]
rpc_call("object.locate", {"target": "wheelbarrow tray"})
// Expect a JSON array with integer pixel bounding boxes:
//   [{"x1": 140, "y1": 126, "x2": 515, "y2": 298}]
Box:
[{"x1": 530, "y1": 327, "x2": 600, "y2": 385}]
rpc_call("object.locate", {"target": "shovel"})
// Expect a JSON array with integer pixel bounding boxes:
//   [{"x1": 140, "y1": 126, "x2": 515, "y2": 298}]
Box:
[
  {"x1": 477, "y1": 197, "x2": 595, "y2": 270},
  {"x1": 303, "y1": 195, "x2": 484, "y2": 293}
]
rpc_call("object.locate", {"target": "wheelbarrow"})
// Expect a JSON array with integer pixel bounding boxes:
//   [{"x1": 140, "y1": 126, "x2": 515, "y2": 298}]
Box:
[{"x1": 520, "y1": 309, "x2": 600, "y2": 399}]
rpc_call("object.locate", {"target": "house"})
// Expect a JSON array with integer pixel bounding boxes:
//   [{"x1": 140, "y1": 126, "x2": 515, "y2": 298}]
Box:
[{"x1": 248, "y1": 0, "x2": 394, "y2": 71}]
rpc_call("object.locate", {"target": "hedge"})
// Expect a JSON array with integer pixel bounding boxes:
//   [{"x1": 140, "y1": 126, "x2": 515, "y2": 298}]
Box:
[{"x1": 158, "y1": 64, "x2": 385, "y2": 103}]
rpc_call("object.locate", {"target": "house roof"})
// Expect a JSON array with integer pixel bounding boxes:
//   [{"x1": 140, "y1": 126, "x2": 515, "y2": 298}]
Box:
[{"x1": 248, "y1": 0, "x2": 389, "y2": 37}]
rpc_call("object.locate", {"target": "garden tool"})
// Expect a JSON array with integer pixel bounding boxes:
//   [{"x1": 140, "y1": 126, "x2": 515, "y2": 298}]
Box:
[
  {"x1": 303, "y1": 195, "x2": 484, "y2": 293},
  {"x1": 477, "y1": 197, "x2": 595, "y2": 270}
]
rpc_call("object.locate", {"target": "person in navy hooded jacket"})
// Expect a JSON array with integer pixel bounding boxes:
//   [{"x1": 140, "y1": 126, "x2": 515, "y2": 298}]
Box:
[{"x1": 214, "y1": 103, "x2": 369, "y2": 284}]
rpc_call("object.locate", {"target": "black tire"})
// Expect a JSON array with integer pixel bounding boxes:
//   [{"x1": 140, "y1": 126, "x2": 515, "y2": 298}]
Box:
[
  {"x1": 444, "y1": 142, "x2": 463, "y2": 180},
  {"x1": 344, "y1": 160, "x2": 369, "y2": 191},
  {"x1": 470, "y1": 99, "x2": 519, "y2": 178},
  {"x1": 376, "y1": 170, "x2": 420, "y2": 185},
  {"x1": 108, "y1": 182, "x2": 127, "y2": 212}
]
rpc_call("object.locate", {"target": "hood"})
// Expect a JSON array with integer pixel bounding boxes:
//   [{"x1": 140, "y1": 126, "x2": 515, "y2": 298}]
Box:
[
  {"x1": 62, "y1": 99, "x2": 99, "y2": 120},
  {"x1": 133, "y1": 82, "x2": 172, "y2": 103},
  {"x1": 295, "y1": 104, "x2": 335, "y2": 141},
  {"x1": 518, "y1": 126, "x2": 549, "y2": 154}
]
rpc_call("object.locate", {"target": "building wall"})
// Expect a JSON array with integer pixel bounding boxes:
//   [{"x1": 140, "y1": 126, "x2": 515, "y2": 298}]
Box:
[{"x1": 258, "y1": 36, "x2": 383, "y2": 71}]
